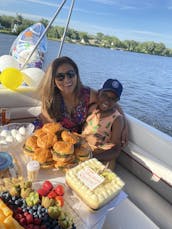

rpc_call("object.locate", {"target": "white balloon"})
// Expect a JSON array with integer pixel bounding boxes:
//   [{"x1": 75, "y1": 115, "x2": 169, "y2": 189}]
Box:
[
  {"x1": 21, "y1": 67, "x2": 45, "y2": 88},
  {"x1": 0, "y1": 55, "x2": 19, "y2": 72}
]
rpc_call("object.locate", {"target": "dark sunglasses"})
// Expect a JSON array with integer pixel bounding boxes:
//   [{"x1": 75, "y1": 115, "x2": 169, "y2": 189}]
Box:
[{"x1": 55, "y1": 70, "x2": 76, "y2": 81}]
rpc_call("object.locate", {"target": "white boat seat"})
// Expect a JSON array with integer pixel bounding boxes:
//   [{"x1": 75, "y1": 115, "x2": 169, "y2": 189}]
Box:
[
  {"x1": 115, "y1": 164, "x2": 172, "y2": 229},
  {"x1": 119, "y1": 141, "x2": 172, "y2": 203},
  {"x1": 125, "y1": 141, "x2": 172, "y2": 186}
]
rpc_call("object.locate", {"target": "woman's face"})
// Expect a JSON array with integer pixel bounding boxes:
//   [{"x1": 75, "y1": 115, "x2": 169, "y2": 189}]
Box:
[{"x1": 54, "y1": 63, "x2": 77, "y2": 95}]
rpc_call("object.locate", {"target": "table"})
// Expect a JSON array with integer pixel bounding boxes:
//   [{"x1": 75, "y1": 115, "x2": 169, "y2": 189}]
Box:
[{"x1": 4, "y1": 145, "x2": 127, "y2": 229}]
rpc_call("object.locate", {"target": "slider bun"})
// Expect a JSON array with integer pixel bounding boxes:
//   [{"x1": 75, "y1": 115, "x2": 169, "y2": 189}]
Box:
[
  {"x1": 53, "y1": 141, "x2": 74, "y2": 155},
  {"x1": 34, "y1": 128, "x2": 46, "y2": 137},
  {"x1": 37, "y1": 133, "x2": 57, "y2": 149},
  {"x1": 75, "y1": 145, "x2": 91, "y2": 162},
  {"x1": 61, "y1": 130, "x2": 78, "y2": 144},
  {"x1": 75, "y1": 146, "x2": 90, "y2": 157},
  {"x1": 54, "y1": 159, "x2": 77, "y2": 169},
  {"x1": 33, "y1": 148, "x2": 52, "y2": 163},
  {"x1": 40, "y1": 160, "x2": 55, "y2": 169},
  {"x1": 52, "y1": 153, "x2": 75, "y2": 163},
  {"x1": 42, "y1": 122, "x2": 63, "y2": 134},
  {"x1": 25, "y1": 135, "x2": 38, "y2": 148}
]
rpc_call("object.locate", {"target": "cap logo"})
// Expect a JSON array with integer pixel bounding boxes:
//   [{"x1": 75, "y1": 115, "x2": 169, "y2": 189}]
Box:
[{"x1": 112, "y1": 81, "x2": 119, "y2": 88}]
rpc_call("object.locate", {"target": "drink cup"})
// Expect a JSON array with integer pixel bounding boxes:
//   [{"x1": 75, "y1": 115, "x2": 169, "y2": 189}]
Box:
[{"x1": 27, "y1": 160, "x2": 40, "y2": 182}]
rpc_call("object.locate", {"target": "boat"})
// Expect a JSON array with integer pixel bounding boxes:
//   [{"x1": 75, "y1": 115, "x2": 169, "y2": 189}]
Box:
[
  {"x1": 0, "y1": 1, "x2": 172, "y2": 228},
  {"x1": 9, "y1": 22, "x2": 47, "y2": 69}
]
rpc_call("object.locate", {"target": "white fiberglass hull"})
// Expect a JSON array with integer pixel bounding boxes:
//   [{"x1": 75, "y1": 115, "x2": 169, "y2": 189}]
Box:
[{"x1": 0, "y1": 87, "x2": 172, "y2": 228}]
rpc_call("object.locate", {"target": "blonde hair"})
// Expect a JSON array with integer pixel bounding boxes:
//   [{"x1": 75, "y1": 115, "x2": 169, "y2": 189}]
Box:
[{"x1": 39, "y1": 56, "x2": 83, "y2": 121}]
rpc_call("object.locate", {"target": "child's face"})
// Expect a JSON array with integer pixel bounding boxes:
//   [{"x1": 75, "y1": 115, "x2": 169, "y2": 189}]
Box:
[{"x1": 98, "y1": 90, "x2": 119, "y2": 112}]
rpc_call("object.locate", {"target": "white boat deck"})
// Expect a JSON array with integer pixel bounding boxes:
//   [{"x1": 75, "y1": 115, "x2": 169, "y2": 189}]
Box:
[{"x1": 102, "y1": 198, "x2": 159, "y2": 229}]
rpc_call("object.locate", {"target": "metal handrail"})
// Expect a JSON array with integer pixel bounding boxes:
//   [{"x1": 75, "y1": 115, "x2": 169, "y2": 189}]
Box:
[{"x1": 58, "y1": 0, "x2": 75, "y2": 57}]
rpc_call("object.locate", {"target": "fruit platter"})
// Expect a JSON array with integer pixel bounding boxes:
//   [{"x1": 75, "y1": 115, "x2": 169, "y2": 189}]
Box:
[{"x1": 0, "y1": 177, "x2": 86, "y2": 229}]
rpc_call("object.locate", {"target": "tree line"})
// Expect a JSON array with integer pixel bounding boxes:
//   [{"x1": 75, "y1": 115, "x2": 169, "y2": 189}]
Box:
[{"x1": 0, "y1": 14, "x2": 172, "y2": 57}]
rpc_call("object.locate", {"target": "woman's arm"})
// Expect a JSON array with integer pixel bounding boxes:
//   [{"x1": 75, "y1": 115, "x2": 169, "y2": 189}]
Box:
[{"x1": 89, "y1": 88, "x2": 97, "y2": 104}]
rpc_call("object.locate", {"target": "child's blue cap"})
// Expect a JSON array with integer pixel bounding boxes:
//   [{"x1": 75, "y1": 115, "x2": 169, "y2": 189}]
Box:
[{"x1": 101, "y1": 79, "x2": 123, "y2": 98}]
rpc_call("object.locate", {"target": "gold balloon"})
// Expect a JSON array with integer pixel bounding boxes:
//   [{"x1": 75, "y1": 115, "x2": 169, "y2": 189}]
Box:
[{"x1": 1, "y1": 67, "x2": 23, "y2": 90}]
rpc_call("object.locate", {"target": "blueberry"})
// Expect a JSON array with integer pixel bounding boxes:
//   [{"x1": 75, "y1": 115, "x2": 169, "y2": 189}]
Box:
[
  {"x1": 38, "y1": 213, "x2": 42, "y2": 218},
  {"x1": 41, "y1": 207, "x2": 45, "y2": 212},
  {"x1": 52, "y1": 220, "x2": 57, "y2": 226},
  {"x1": 29, "y1": 209, "x2": 34, "y2": 214},
  {"x1": 12, "y1": 196, "x2": 17, "y2": 201},
  {"x1": 72, "y1": 223, "x2": 76, "y2": 229},
  {"x1": 33, "y1": 205, "x2": 38, "y2": 210}
]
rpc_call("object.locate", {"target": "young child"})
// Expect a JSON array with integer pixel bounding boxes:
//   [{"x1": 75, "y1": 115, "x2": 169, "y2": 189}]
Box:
[{"x1": 82, "y1": 79, "x2": 125, "y2": 170}]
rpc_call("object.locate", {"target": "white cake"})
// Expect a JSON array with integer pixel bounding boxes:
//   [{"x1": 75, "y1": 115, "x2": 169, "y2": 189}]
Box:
[{"x1": 66, "y1": 158, "x2": 124, "y2": 210}]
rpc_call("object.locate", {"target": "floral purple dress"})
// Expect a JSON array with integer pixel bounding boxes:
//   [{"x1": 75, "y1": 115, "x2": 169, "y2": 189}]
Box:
[{"x1": 60, "y1": 87, "x2": 90, "y2": 133}]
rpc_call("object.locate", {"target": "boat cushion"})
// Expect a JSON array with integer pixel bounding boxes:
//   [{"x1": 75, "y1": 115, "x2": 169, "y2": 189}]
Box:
[{"x1": 123, "y1": 141, "x2": 172, "y2": 187}]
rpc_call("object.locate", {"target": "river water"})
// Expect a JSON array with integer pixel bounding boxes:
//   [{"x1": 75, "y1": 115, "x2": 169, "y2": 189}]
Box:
[{"x1": 0, "y1": 33, "x2": 172, "y2": 137}]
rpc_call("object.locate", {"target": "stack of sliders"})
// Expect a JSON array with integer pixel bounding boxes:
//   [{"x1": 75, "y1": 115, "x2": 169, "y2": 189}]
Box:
[
  {"x1": 66, "y1": 158, "x2": 125, "y2": 210},
  {"x1": 52, "y1": 130, "x2": 91, "y2": 169},
  {"x1": 23, "y1": 123, "x2": 92, "y2": 170},
  {"x1": 23, "y1": 122, "x2": 63, "y2": 168}
]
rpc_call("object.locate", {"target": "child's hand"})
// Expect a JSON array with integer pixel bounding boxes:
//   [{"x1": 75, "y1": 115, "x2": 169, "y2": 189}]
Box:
[{"x1": 98, "y1": 143, "x2": 115, "y2": 150}]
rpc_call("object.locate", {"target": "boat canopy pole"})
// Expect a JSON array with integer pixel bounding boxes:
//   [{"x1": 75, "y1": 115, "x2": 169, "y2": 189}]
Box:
[
  {"x1": 21, "y1": 0, "x2": 67, "y2": 69},
  {"x1": 58, "y1": 0, "x2": 75, "y2": 57}
]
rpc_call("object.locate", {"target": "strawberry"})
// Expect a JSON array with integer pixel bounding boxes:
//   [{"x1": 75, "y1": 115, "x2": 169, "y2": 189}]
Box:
[
  {"x1": 34, "y1": 218, "x2": 41, "y2": 225},
  {"x1": 16, "y1": 207, "x2": 23, "y2": 213},
  {"x1": 24, "y1": 212, "x2": 30, "y2": 217},
  {"x1": 19, "y1": 217, "x2": 27, "y2": 226},
  {"x1": 40, "y1": 225, "x2": 47, "y2": 229},
  {"x1": 55, "y1": 196, "x2": 64, "y2": 207},
  {"x1": 54, "y1": 184, "x2": 64, "y2": 196},
  {"x1": 26, "y1": 224, "x2": 34, "y2": 229},
  {"x1": 37, "y1": 188, "x2": 48, "y2": 197},
  {"x1": 25, "y1": 213, "x2": 34, "y2": 224},
  {"x1": 15, "y1": 213, "x2": 23, "y2": 220},
  {"x1": 42, "y1": 180, "x2": 53, "y2": 193},
  {"x1": 33, "y1": 225, "x2": 40, "y2": 229},
  {"x1": 47, "y1": 190, "x2": 57, "y2": 199}
]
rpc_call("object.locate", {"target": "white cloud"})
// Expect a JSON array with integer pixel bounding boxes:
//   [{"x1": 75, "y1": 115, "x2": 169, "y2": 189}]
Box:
[{"x1": 15, "y1": 0, "x2": 58, "y2": 7}]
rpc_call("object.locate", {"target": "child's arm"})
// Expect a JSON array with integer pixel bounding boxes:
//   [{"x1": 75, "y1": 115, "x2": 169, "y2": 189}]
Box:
[
  {"x1": 115, "y1": 103, "x2": 128, "y2": 147},
  {"x1": 93, "y1": 115, "x2": 124, "y2": 162}
]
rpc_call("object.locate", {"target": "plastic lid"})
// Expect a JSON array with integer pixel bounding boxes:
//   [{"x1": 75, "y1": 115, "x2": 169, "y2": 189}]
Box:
[
  {"x1": 27, "y1": 160, "x2": 40, "y2": 171},
  {"x1": 0, "y1": 152, "x2": 13, "y2": 171}
]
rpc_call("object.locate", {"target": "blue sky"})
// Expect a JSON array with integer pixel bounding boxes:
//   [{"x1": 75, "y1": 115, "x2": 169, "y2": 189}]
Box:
[{"x1": 1, "y1": 0, "x2": 172, "y2": 48}]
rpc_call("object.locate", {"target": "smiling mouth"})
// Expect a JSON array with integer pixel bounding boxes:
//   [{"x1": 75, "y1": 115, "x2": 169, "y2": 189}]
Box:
[{"x1": 64, "y1": 83, "x2": 72, "y2": 87}]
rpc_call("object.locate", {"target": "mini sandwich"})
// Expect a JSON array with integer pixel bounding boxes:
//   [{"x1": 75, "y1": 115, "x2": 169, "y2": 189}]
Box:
[
  {"x1": 34, "y1": 148, "x2": 54, "y2": 169},
  {"x1": 37, "y1": 133, "x2": 57, "y2": 149},
  {"x1": 42, "y1": 122, "x2": 63, "y2": 135},
  {"x1": 34, "y1": 128, "x2": 46, "y2": 138},
  {"x1": 61, "y1": 130, "x2": 79, "y2": 144},
  {"x1": 75, "y1": 145, "x2": 91, "y2": 162},
  {"x1": 52, "y1": 141, "x2": 75, "y2": 169},
  {"x1": 23, "y1": 135, "x2": 39, "y2": 157}
]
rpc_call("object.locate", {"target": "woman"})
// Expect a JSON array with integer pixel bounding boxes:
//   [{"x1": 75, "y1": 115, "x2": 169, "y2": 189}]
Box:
[
  {"x1": 39, "y1": 56, "x2": 128, "y2": 145},
  {"x1": 39, "y1": 56, "x2": 97, "y2": 133}
]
